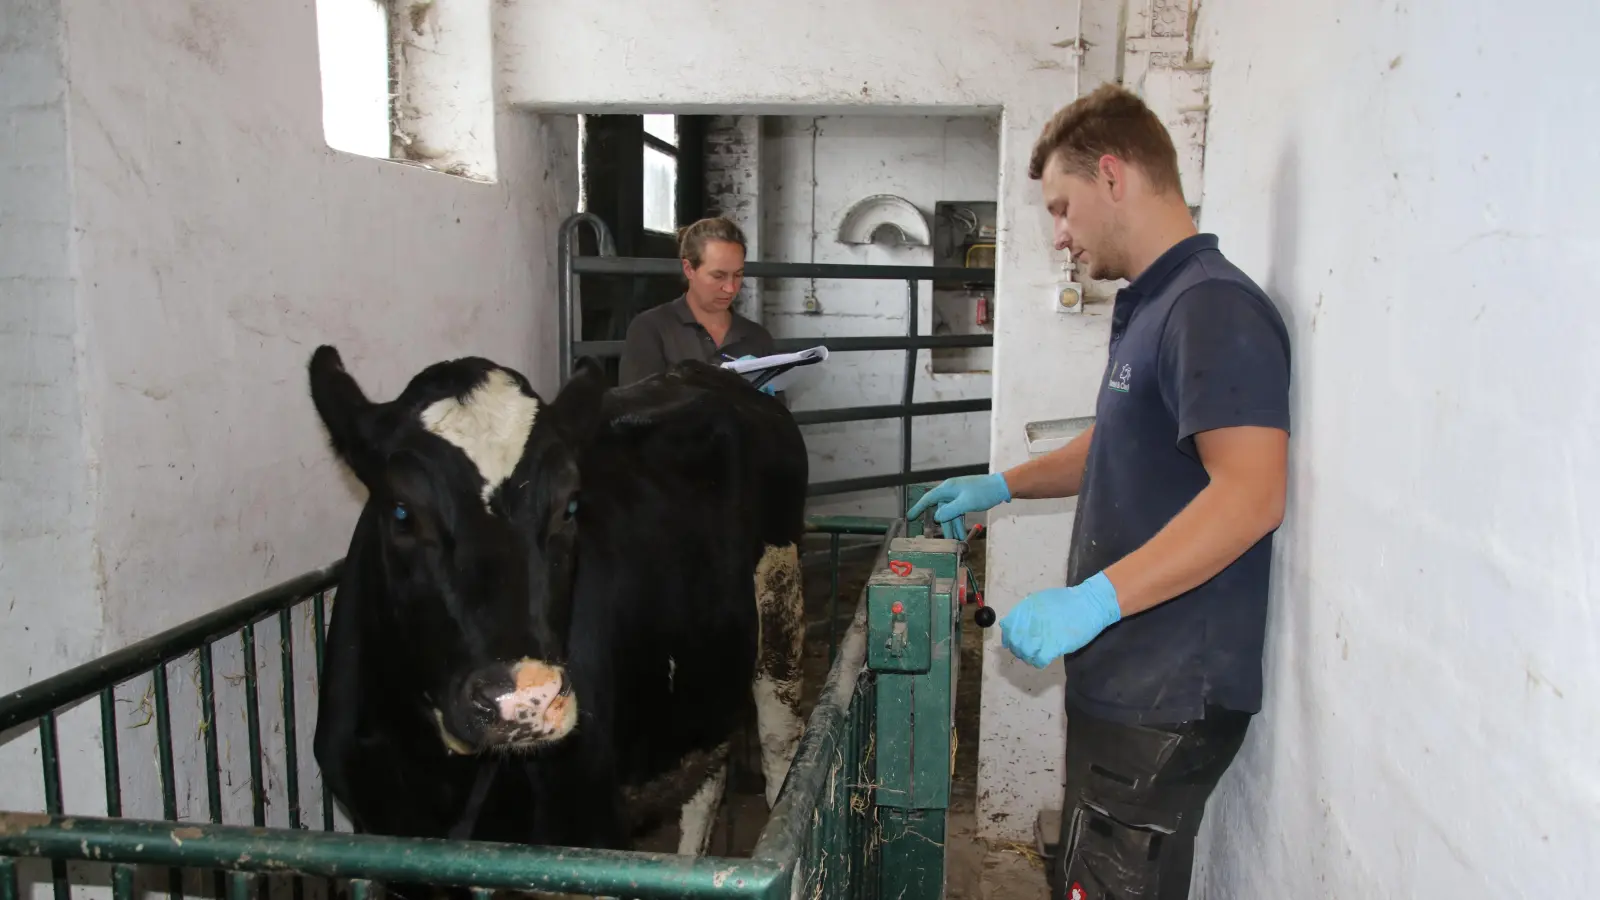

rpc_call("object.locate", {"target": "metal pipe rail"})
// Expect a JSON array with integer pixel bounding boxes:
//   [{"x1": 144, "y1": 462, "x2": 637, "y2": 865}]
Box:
[{"x1": 556, "y1": 213, "x2": 996, "y2": 505}]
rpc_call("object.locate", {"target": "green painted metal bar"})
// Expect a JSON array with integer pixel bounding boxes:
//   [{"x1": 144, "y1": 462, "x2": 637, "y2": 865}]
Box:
[
  {"x1": 199, "y1": 644, "x2": 224, "y2": 823},
  {"x1": 200, "y1": 642, "x2": 228, "y2": 900},
  {"x1": 828, "y1": 533, "x2": 841, "y2": 663},
  {"x1": 242, "y1": 625, "x2": 266, "y2": 827},
  {"x1": 0, "y1": 564, "x2": 342, "y2": 732},
  {"x1": 312, "y1": 591, "x2": 334, "y2": 832},
  {"x1": 280, "y1": 611, "x2": 305, "y2": 900},
  {"x1": 807, "y1": 463, "x2": 986, "y2": 499},
  {"x1": 37, "y1": 713, "x2": 67, "y2": 900},
  {"x1": 803, "y1": 516, "x2": 892, "y2": 535},
  {"x1": 790, "y1": 397, "x2": 990, "y2": 428},
  {"x1": 2, "y1": 857, "x2": 19, "y2": 900},
  {"x1": 227, "y1": 870, "x2": 255, "y2": 900},
  {"x1": 153, "y1": 663, "x2": 185, "y2": 900},
  {"x1": 349, "y1": 879, "x2": 374, "y2": 900},
  {"x1": 111, "y1": 863, "x2": 135, "y2": 900},
  {"x1": 572, "y1": 333, "x2": 992, "y2": 360},
  {"x1": 0, "y1": 815, "x2": 788, "y2": 900},
  {"x1": 571, "y1": 254, "x2": 995, "y2": 284},
  {"x1": 280, "y1": 610, "x2": 303, "y2": 831},
  {"x1": 99, "y1": 687, "x2": 122, "y2": 817}
]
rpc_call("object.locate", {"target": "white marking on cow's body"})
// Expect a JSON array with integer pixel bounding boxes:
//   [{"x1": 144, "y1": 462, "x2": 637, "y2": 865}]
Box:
[
  {"x1": 676, "y1": 758, "x2": 727, "y2": 857},
  {"x1": 752, "y1": 542, "x2": 805, "y2": 809},
  {"x1": 753, "y1": 676, "x2": 803, "y2": 808},
  {"x1": 420, "y1": 368, "x2": 539, "y2": 507},
  {"x1": 667, "y1": 656, "x2": 677, "y2": 692}
]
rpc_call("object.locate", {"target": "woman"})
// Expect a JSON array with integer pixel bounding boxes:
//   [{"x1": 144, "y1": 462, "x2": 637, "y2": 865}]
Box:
[{"x1": 617, "y1": 217, "x2": 778, "y2": 387}]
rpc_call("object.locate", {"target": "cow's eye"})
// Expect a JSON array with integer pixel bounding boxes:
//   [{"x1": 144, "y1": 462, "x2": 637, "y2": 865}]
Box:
[
  {"x1": 564, "y1": 498, "x2": 578, "y2": 519},
  {"x1": 393, "y1": 503, "x2": 410, "y2": 522}
]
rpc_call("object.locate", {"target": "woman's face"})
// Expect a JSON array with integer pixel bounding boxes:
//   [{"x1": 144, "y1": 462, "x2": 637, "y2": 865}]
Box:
[{"x1": 682, "y1": 240, "x2": 745, "y2": 314}]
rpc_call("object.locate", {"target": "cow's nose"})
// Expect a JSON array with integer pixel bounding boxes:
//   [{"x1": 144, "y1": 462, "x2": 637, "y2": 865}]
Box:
[{"x1": 465, "y1": 672, "x2": 514, "y2": 719}]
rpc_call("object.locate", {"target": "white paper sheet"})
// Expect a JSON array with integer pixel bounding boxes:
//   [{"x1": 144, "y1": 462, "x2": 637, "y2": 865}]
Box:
[{"x1": 719, "y1": 346, "x2": 829, "y2": 392}]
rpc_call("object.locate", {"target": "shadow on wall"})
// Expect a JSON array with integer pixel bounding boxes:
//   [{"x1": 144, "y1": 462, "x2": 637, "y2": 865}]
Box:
[{"x1": 1192, "y1": 134, "x2": 1325, "y2": 898}]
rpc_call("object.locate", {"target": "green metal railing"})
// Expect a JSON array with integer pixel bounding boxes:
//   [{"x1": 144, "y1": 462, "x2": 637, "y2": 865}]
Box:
[{"x1": 0, "y1": 510, "x2": 971, "y2": 900}]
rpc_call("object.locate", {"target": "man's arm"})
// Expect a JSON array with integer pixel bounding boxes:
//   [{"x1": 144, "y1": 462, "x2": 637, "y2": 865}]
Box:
[
  {"x1": 1001, "y1": 424, "x2": 1095, "y2": 500},
  {"x1": 1103, "y1": 424, "x2": 1286, "y2": 616}
]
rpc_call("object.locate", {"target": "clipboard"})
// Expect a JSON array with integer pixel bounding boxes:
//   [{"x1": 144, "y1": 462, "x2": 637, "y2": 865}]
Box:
[{"x1": 719, "y1": 347, "x2": 829, "y2": 391}]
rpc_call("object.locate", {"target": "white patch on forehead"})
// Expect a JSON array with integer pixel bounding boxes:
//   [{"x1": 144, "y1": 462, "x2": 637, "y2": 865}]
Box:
[{"x1": 419, "y1": 368, "x2": 539, "y2": 507}]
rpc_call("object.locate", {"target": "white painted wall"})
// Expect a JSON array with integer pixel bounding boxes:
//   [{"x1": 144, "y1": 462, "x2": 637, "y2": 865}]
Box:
[
  {"x1": 0, "y1": 0, "x2": 107, "y2": 823},
  {"x1": 0, "y1": 0, "x2": 577, "y2": 832},
  {"x1": 758, "y1": 115, "x2": 998, "y2": 518},
  {"x1": 499, "y1": 0, "x2": 1087, "y2": 840},
  {"x1": 1185, "y1": 0, "x2": 1600, "y2": 895}
]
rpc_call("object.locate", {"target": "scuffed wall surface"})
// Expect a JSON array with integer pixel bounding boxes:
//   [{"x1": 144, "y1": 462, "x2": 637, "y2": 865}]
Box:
[
  {"x1": 1188, "y1": 0, "x2": 1600, "y2": 895},
  {"x1": 61, "y1": 0, "x2": 573, "y2": 650},
  {"x1": 0, "y1": 0, "x2": 108, "y2": 822}
]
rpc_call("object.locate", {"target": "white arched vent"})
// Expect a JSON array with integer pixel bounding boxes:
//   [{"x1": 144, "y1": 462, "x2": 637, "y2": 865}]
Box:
[{"x1": 835, "y1": 194, "x2": 930, "y2": 247}]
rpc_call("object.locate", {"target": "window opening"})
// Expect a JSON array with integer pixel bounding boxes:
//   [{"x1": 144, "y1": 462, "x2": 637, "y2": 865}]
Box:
[
  {"x1": 643, "y1": 115, "x2": 678, "y2": 234},
  {"x1": 315, "y1": 0, "x2": 392, "y2": 159}
]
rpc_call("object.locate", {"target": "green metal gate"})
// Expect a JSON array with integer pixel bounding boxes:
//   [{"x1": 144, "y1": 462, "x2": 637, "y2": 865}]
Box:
[{"x1": 0, "y1": 506, "x2": 974, "y2": 900}]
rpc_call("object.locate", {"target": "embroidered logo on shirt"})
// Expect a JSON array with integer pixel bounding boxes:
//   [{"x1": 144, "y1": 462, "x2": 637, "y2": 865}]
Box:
[
  {"x1": 1069, "y1": 883, "x2": 1087, "y2": 900},
  {"x1": 1107, "y1": 361, "x2": 1132, "y2": 393}
]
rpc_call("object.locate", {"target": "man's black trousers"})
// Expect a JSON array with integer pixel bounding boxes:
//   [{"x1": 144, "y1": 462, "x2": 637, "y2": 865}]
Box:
[{"x1": 1049, "y1": 702, "x2": 1252, "y2": 900}]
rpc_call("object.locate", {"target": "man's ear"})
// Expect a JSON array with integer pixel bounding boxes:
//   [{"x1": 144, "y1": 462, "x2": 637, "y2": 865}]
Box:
[
  {"x1": 308, "y1": 345, "x2": 385, "y2": 488},
  {"x1": 546, "y1": 356, "x2": 609, "y2": 448}
]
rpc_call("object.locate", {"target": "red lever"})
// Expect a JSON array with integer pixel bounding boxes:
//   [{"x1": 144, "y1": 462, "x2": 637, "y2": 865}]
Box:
[
  {"x1": 889, "y1": 560, "x2": 913, "y2": 577},
  {"x1": 891, "y1": 601, "x2": 904, "y2": 614}
]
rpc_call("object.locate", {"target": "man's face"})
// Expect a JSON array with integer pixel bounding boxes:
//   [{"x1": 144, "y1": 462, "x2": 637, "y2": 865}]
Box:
[
  {"x1": 1041, "y1": 152, "x2": 1129, "y2": 282},
  {"x1": 682, "y1": 240, "x2": 745, "y2": 314}
]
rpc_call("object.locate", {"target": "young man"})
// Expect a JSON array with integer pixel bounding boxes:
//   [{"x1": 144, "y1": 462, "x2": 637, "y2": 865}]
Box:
[{"x1": 908, "y1": 84, "x2": 1292, "y2": 898}]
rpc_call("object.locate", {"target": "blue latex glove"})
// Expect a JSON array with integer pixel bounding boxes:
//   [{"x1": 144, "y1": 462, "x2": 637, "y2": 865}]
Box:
[
  {"x1": 904, "y1": 473, "x2": 1011, "y2": 540},
  {"x1": 735, "y1": 355, "x2": 777, "y2": 396},
  {"x1": 998, "y1": 572, "x2": 1123, "y2": 668}
]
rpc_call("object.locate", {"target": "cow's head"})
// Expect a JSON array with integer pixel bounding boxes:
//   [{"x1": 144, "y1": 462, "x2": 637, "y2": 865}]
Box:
[{"x1": 308, "y1": 345, "x2": 606, "y2": 756}]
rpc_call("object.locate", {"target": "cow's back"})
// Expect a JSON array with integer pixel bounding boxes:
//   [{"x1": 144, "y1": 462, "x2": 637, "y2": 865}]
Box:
[{"x1": 566, "y1": 363, "x2": 807, "y2": 793}]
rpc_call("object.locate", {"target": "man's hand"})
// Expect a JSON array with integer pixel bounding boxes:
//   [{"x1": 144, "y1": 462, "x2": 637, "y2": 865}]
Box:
[
  {"x1": 998, "y1": 572, "x2": 1122, "y2": 667},
  {"x1": 905, "y1": 473, "x2": 1012, "y2": 540}
]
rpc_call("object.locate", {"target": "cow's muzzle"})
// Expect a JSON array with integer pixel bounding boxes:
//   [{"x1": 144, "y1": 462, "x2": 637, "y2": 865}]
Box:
[{"x1": 437, "y1": 659, "x2": 578, "y2": 754}]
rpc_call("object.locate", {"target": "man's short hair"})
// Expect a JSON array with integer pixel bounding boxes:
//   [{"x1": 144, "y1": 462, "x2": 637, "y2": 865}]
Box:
[{"x1": 1028, "y1": 83, "x2": 1184, "y2": 196}]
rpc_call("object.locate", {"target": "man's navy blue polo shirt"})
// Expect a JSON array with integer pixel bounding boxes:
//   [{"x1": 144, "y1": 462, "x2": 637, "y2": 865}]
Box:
[{"x1": 1063, "y1": 233, "x2": 1291, "y2": 726}]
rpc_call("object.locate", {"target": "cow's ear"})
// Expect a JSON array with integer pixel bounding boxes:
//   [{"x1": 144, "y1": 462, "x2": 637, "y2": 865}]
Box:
[
  {"x1": 309, "y1": 345, "x2": 384, "y2": 487},
  {"x1": 545, "y1": 356, "x2": 608, "y2": 447}
]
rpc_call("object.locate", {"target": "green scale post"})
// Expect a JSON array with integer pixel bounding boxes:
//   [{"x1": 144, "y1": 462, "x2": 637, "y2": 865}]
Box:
[{"x1": 867, "y1": 484, "x2": 969, "y2": 899}]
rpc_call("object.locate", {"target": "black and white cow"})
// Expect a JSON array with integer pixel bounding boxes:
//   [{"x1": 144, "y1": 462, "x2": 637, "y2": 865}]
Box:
[{"x1": 308, "y1": 346, "x2": 808, "y2": 862}]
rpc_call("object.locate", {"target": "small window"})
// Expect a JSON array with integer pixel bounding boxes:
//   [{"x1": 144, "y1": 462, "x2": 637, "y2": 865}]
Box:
[
  {"x1": 642, "y1": 115, "x2": 678, "y2": 234},
  {"x1": 315, "y1": 0, "x2": 391, "y2": 159}
]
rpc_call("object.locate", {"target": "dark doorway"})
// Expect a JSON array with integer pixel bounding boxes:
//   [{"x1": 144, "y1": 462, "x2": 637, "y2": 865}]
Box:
[{"x1": 578, "y1": 114, "x2": 708, "y2": 385}]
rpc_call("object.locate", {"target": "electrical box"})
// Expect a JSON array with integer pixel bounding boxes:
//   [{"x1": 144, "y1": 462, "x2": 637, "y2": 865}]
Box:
[{"x1": 930, "y1": 201, "x2": 998, "y2": 374}]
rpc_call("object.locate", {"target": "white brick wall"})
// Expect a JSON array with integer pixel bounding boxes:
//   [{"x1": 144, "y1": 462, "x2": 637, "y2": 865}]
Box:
[{"x1": 704, "y1": 115, "x2": 763, "y2": 322}]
